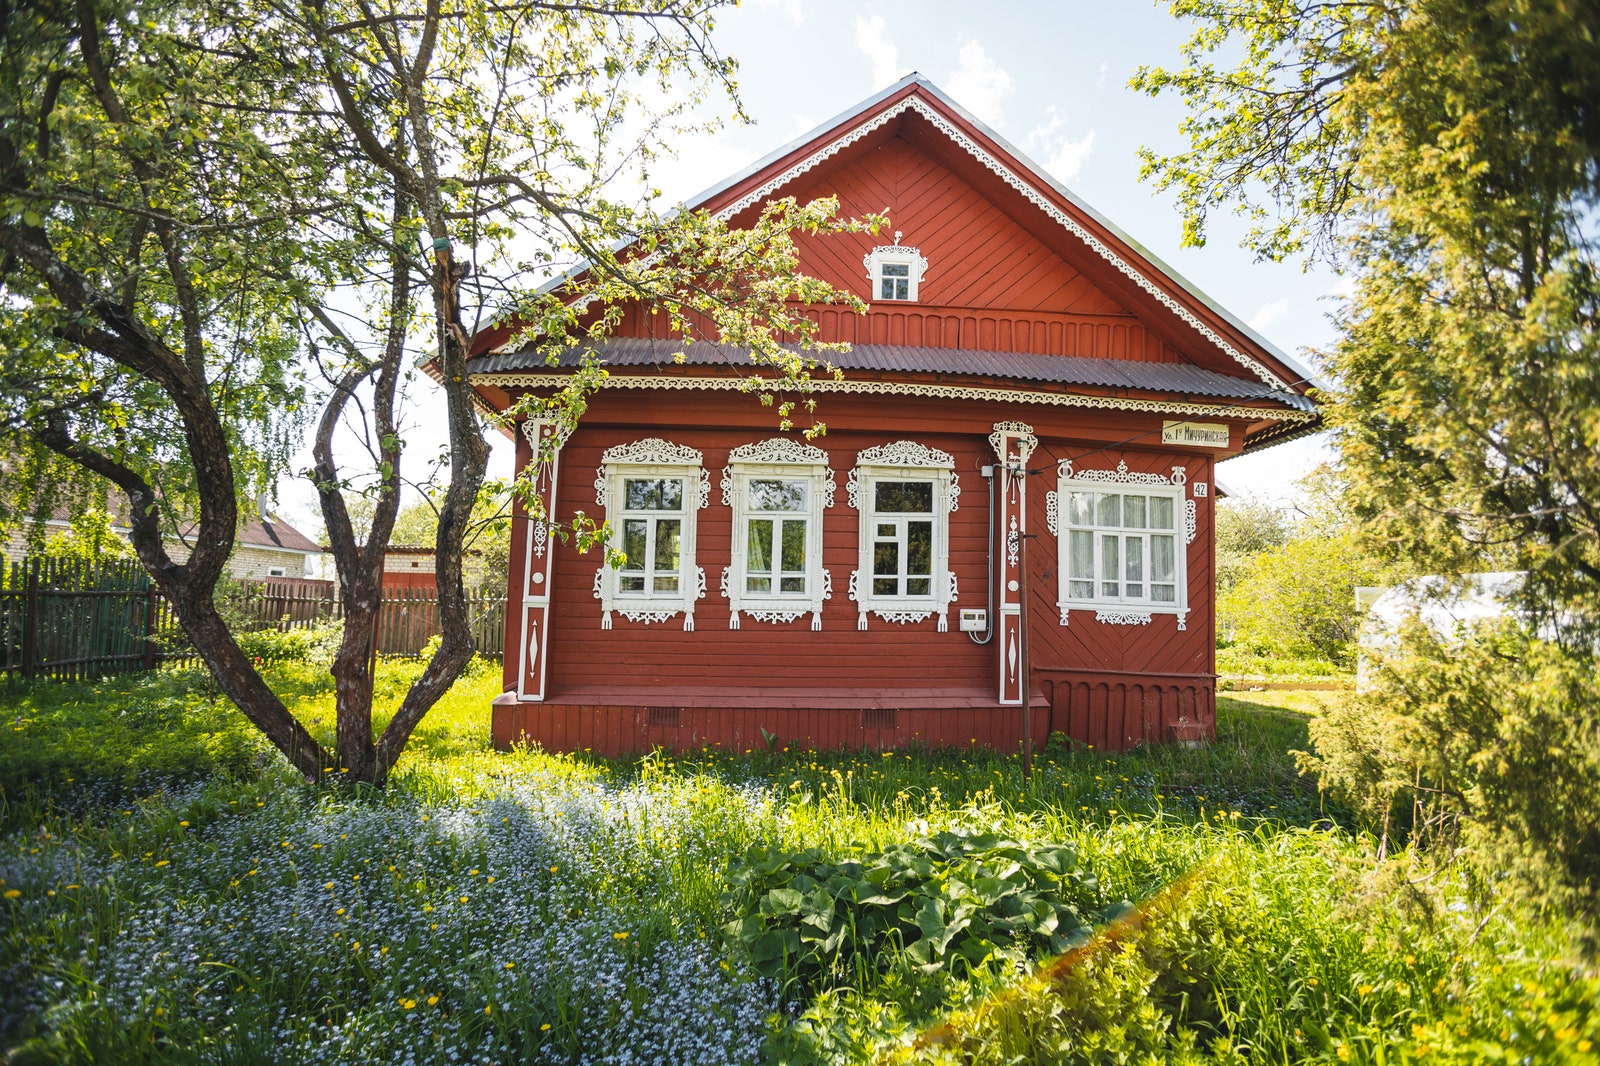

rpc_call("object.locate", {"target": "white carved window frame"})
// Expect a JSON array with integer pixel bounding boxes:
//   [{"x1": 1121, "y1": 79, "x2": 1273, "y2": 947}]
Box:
[
  {"x1": 847, "y1": 440, "x2": 960, "y2": 631},
  {"x1": 1045, "y1": 459, "x2": 1197, "y2": 631},
  {"x1": 718, "y1": 439, "x2": 836, "y2": 631},
  {"x1": 592, "y1": 439, "x2": 710, "y2": 631},
  {"x1": 862, "y1": 231, "x2": 930, "y2": 303}
]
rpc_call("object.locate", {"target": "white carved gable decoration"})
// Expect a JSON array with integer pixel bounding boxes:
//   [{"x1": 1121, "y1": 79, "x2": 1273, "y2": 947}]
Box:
[
  {"x1": 592, "y1": 438, "x2": 708, "y2": 631},
  {"x1": 709, "y1": 94, "x2": 1290, "y2": 391},
  {"x1": 719, "y1": 438, "x2": 836, "y2": 630}
]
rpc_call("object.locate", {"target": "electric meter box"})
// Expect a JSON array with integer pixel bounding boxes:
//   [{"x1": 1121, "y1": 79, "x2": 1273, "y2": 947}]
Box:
[{"x1": 959, "y1": 609, "x2": 987, "y2": 632}]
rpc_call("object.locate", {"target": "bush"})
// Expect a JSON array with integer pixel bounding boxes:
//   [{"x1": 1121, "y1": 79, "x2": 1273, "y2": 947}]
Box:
[
  {"x1": 724, "y1": 828, "x2": 1113, "y2": 994},
  {"x1": 1298, "y1": 621, "x2": 1600, "y2": 937},
  {"x1": 233, "y1": 622, "x2": 342, "y2": 665},
  {"x1": 1218, "y1": 530, "x2": 1385, "y2": 666}
]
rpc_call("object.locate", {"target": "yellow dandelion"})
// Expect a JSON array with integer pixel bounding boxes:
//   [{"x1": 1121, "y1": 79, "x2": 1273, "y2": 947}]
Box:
[
  {"x1": 1357, "y1": 984, "x2": 1374, "y2": 995},
  {"x1": 1578, "y1": 1040, "x2": 1592, "y2": 1053},
  {"x1": 400, "y1": 998, "x2": 416, "y2": 1010},
  {"x1": 3, "y1": 890, "x2": 19, "y2": 900},
  {"x1": 484, "y1": 1005, "x2": 492, "y2": 1015},
  {"x1": 427, "y1": 995, "x2": 439, "y2": 1007},
  {"x1": 613, "y1": 931, "x2": 629, "y2": 941},
  {"x1": 504, "y1": 962, "x2": 514, "y2": 969},
  {"x1": 459, "y1": 895, "x2": 469, "y2": 903},
  {"x1": 178, "y1": 821, "x2": 189, "y2": 828},
  {"x1": 155, "y1": 860, "x2": 170, "y2": 868},
  {"x1": 336, "y1": 908, "x2": 346, "y2": 916}
]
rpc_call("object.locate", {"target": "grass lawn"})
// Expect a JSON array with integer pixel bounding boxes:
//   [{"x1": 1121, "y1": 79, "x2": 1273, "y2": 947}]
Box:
[{"x1": 0, "y1": 660, "x2": 1595, "y2": 1065}]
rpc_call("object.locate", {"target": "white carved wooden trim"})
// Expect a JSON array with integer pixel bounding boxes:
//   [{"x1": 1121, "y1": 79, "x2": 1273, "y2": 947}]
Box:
[
  {"x1": 472, "y1": 373, "x2": 1317, "y2": 425},
  {"x1": 847, "y1": 444, "x2": 958, "y2": 630},
  {"x1": 1096, "y1": 610, "x2": 1152, "y2": 626},
  {"x1": 723, "y1": 445, "x2": 832, "y2": 630},
  {"x1": 988, "y1": 420, "x2": 1038, "y2": 464},
  {"x1": 594, "y1": 440, "x2": 706, "y2": 631},
  {"x1": 1052, "y1": 459, "x2": 1192, "y2": 629},
  {"x1": 1056, "y1": 458, "x2": 1186, "y2": 488},
  {"x1": 863, "y1": 231, "x2": 930, "y2": 301},
  {"x1": 706, "y1": 94, "x2": 1290, "y2": 390}
]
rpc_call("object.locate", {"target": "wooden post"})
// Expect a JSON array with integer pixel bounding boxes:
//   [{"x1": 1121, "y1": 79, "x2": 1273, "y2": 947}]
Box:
[
  {"x1": 144, "y1": 578, "x2": 158, "y2": 670},
  {"x1": 21, "y1": 559, "x2": 39, "y2": 680}
]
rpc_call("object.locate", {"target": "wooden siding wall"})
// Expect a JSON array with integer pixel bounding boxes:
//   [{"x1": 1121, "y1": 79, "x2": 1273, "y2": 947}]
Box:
[
  {"x1": 607, "y1": 135, "x2": 1193, "y2": 365},
  {"x1": 505, "y1": 389, "x2": 1220, "y2": 752}
]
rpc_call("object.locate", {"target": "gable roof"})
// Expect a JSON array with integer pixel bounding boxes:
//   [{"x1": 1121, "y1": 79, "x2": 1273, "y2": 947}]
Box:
[
  {"x1": 468, "y1": 76, "x2": 1321, "y2": 448},
  {"x1": 674, "y1": 75, "x2": 1321, "y2": 394}
]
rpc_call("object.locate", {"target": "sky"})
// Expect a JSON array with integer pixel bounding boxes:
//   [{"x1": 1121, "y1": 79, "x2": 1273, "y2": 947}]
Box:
[{"x1": 278, "y1": 0, "x2": 1341, "y2": 536}]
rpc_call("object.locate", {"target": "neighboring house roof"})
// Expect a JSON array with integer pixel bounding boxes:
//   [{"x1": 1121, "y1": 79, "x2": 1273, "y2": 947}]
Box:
[
  {"x1": 30, "y1": 496, "x2": 323, "y2": 555},
  {"x1": 236, "y1": 515, "x2": 323, "y2": 555}
]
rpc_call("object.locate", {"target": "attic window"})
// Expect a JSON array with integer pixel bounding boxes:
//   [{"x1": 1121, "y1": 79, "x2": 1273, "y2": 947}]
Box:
[{"x1": 863, "y1": 232, "x2": 929, "y2": 302}]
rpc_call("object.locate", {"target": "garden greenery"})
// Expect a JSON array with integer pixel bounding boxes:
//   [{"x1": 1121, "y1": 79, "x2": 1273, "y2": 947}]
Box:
[{"x1": 1, "y1": 665, "x2": 1596, "y2": 1063}]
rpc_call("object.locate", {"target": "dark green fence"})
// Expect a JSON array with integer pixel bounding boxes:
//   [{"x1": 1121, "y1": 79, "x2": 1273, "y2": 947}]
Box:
[{"x1": 0, "y1": 559, "x2": 505, "y2": 681}]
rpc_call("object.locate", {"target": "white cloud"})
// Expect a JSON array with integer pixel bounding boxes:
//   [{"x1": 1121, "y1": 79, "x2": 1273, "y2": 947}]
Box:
[
  {"x1": 1249, "y1": 297, "x2": 1291, "y2": 332},
  {"x1": 945, "y1": 40, "x2": 1013, "y2": 125},
  {"x1": 1026, "y1": 106, "x2": 1097, "y2": 182},
  {"x1": 854, "y1": 15, "x2": 902, "y2": 90},
  {"x1": 752, "y1": 0, "x2": 803, "y2": 24}
]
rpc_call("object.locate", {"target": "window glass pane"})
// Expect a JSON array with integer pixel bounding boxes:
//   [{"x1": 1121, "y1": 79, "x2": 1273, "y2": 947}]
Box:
[
  {"x1": 780, "y1": 576, "x2": 805, "y2": 593},
  {"x1": 1151, "y1": 535, "x2": 1175, "y2": 582},
  {"x1": 654, "y1": 519, "x2": 681, "y2": 572},
  {"x1": 620, "y1": 575, "x2": 645, "y2": 591},
  {"x1": 880, "y1": 278, "x2": 895, "y2": 300},
  {"x1": 873, "y1": 540, "x2": 899, "y2": 577},
  {"x1": 621, "y1": 520, "x2": 647, "y2": 571},
  {"x1": 1125, "y1": 536, "x2": 1144, "y2": 582},
  {"x1": 1152, "y1": 583, "x2": 1177, "y2": 603},
  {"x1": 877, "y1": 523, "x2": 896, "y2": 537},
  {"x1": 882, "y1": 263, "x2": 910, "y2": 277},
  {"x1": 1069, "y1": 531, "x2": 1094, "y2": 581},
  {"x1": 894, "y1": 278, "x2": 908, "y2": 299},
  {"x1": 748, "y1": 478, "x2": 806, "y2": 512},
  {"x1": 1068, "y1": 579, "x2": 1094, "y2": 598},
  {"x1": 780, "y1": 520, "x2": 806, "y2": 573},
  {"x1": 747, "y1": 519, "x2": 773, "y2": 574},
  {"x1": 1150, "y1": 495, "x2": 1174, "y2": 530},
  {"x1": 1068, "y1": 491, "x2": 1095, "y2": 527},
  {"x1": 1100, "y1": 534, "x2": 1119, "y2": 597},
  {"x1": 1097, "y1": 493, "x2": 1121, "y2": 527},
  {"x1": 907, "y1": 577, "x2": 930, "y2": 595},
  {"x1": 653, "y1": 575, "x2": 679, "y2": 593},
  {"x1": 747, "y1": 576, "x2": 771, "y2": 593},
  {"x1": 875, "y1": 481, "x2": 934, "y2": 513},
  {"x1": 873, "y1": 577, "x2": 898, "y2": 596},
  {"x1": 1124, "y1": 495, "x2": 1146, "y2": 529},
  {"x1": 624, "y1": 477, "x2": 682, "y2": 511},
  {"x1": 907, "y1": 521, "x2": 932, "y2": 576}
]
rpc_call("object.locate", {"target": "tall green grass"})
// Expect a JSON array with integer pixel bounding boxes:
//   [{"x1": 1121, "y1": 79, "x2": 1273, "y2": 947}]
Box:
[{"x1": 0, "y1": 664, "x2": 1593, "y2": 1065}]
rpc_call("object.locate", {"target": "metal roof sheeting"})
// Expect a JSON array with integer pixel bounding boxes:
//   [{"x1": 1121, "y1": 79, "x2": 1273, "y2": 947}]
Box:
[{"x1": 469, "y1": 338, "x2": 1316, "y2": 412}]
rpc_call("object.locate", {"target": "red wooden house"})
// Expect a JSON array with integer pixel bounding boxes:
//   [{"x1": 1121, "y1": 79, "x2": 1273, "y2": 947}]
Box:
[{"x1": 468, "y1": 76, "x2": 1320, "y2": 756}]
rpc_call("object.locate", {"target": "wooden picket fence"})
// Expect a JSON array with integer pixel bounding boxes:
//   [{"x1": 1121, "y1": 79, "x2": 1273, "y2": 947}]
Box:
[
  {"x1": 0, "y1": 559, "x2": 505, "y2": 682},
  {"x1": 253, "y1": 582, "x2": 506, "y2": 659}
]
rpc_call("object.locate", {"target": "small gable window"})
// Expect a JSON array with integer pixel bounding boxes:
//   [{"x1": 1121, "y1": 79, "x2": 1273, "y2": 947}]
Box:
[{"x1": 863, "y1": 232, "x2": 929, "y2": 303}]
